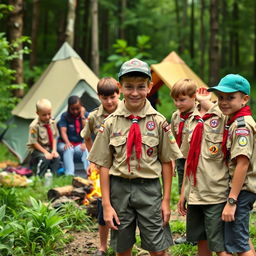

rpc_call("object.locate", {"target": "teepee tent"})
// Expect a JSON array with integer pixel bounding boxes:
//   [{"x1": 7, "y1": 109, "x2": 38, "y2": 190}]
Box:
[
  {"x1": 1, "y1": 42, "x2": 100, "y2": 163},
  {"x1": 150, "y1": 51, "x2": 211, "y2": 96}
]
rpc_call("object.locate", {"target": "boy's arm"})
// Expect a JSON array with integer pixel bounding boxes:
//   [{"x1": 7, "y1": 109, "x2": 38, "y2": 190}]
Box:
[
  {"x1": 59, "y1": 126, "x2": 72, "y2": 148},
  {"x1": 196, "y1": 87, "x2": 214, "y2": 112},
  {"x1": 85, "y1": 137, "x2": 93, "y2": 152},
  {"x1": 222, "y1": 155, "x2": 250, "y2": 222},
  {"x1": 161, "y1": 162, "x2": 172, "y2": 226},
  {"x1": 178, "y1": 160, "x2": 187, "y2": 216},
  {"x1": 32, "y1": 142, "x2": 52, "y2": 159},
  {"x1": 100, "y1": 166, "x2": 120, "y2": 230}
]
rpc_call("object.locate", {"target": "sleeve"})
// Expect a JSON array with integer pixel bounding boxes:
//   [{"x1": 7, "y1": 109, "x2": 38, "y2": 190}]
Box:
[
  {"x1": 87, "y1": 123, "x2": 113, "y2": 168},
  {"x1": 170, "y1": 112, "x2": 177, "y2": 137},
  {"x1": 58, "y1": 113, "x2": 67, "y2": 128},
  {"x1": 28, "y1": 124, "x2": 38, "y2": 145},
  {"x1": 52, "y1": 121, "x2": 59, "y2": 138},
  {"x1": 158, "y1": 118, "x2": 183, "y2": 162},
  {"x1": 81, "y1": 113, "x2": 94, "y2": 139},
  {"x1": 229, "y1": 124, "x2": 254, "y2": 160}
]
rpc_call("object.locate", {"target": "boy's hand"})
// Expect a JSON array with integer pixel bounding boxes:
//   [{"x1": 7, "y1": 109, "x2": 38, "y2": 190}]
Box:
[
  {"x1": 80, "y1": 106, "x2": 86, "y2": 118},
  {"x1": 52, "y1": 151, "x2": 59, "y2": 158},
  {"x1": 196, "y1": 87, "x2": 211, "y2": 102},
  {"x1": 161, "y1": 199, "x2": 171, "y2": 226},
  {"x1": 64, "y1": 142, "x2": 73, "y2": 150},
  {"x1": 86, "y1": 162, "x2": 97, "y2": 176},
  {"x1": 178, "y1": 193, "x2": 187, "y2": 216},
  {"x1": 103, "y1": 205, "x2": 120, "y2": 230},
  {"x1": 44, "y1": 152, "x2": 53, "y2": 160},
  {"x1": 221, "y1": 203, "x2": 236, "y2": 222}
]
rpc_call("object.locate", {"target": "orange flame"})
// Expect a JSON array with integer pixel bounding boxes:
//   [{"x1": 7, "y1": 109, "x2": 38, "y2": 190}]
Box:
[{"x1": 83, "y1": 168, "x2": 101, "y2": 205}]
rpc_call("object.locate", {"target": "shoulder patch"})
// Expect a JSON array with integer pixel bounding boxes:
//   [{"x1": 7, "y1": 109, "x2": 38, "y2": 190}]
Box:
[
  {"x1": 238, "y1": 136, "x2": 248, "y2": 147},
  {"x1": 30, "y1": 128, "x2": 37, "y2": 134},
  {"x1": 98, "y1": 124, "x2": 105, "y2": 133},
  {"x1": 235, "y1": 128, "x2": 250, "y2": 136}
]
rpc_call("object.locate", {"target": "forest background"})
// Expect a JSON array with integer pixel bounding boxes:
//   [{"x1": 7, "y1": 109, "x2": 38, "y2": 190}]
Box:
[{"x1": 0, "y1": 0, "x2": 256, "y2": 125}]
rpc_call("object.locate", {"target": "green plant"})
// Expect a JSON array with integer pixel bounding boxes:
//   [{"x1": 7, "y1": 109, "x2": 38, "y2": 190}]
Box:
[{"x1": 171, "y1": 220, "x2": 186, "y2": 235}]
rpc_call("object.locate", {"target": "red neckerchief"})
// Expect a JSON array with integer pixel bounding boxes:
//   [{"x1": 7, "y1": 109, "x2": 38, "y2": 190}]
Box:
[
  {"x1": 186, "y1": 113, "x2": 215, "y2": 185},
  {"x1": 126, "y1": 115, "x2": 142, "y2": 172},
  {"x1": 176, "y1": 112, "x2": 192, "y2": 147},
  {"x1": 44, "y1": 123, "x2": 53, "y2": 149},
  {"x1": 222, "y1": 105, "x2": 252, "y2": 161}
]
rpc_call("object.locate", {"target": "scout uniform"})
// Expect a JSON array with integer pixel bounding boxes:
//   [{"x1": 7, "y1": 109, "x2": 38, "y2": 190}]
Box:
[
  {"x1": 27, "y1": 117, "x2": 60, "y2": 176},
  {"x1": 88, "y1": 99, "x2": 183, "y2": 253},
  {"x1": 184, "y1": 104, "x2": 229, "y2": 252}
]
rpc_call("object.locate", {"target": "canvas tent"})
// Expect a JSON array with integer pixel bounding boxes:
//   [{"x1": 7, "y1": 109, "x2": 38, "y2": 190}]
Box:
[
  {"x1": 1, "y1": 42, "x2": 100, "y2": 163},
  {"x1": 149, "y1": 51, "x2": 213, "y2": 97}
]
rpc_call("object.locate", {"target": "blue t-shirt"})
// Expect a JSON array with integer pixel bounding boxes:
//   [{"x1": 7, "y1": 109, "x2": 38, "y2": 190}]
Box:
[{"x1": 58, "y1": 111, "x2": 89, "y2": 143}]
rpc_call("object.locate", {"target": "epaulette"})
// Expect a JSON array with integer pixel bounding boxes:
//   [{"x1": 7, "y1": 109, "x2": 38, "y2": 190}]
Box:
[{"x1": 236, "y1": 116, "x2": 246, "y2": 128}]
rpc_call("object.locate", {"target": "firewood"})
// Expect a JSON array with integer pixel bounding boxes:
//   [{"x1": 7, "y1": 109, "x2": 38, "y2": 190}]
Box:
[
  {"x1": 47, "y1": 185, "x2": 74, "y2": 200},
  {"x1": 72, "y1": 177, "x2": 93, "y2": 188},
  {"x1": 71, "y1": 187, "x2": 87, "y2": 198}
]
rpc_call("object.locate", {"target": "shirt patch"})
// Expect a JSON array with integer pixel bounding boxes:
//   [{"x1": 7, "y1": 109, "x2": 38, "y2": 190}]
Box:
[
  {"x1": 146, "y1": 121, "x2": 156, "y2": 131},
  {"x1": 99, "y1": 124, "x2": 105, "y2": 133},
  {"x1": 209, "y1": 145, "x2": 219, "y2": 154},
  {"x1": 30, "y1": 128, "x2": 37, "y2": 134},
  {"x1": 235, "y1": 128, "x2": 250, "y2": 136},
  {"x1": 147, "y1": 147, "x2": 154, "y2": 156},
  {"x1": 112, "y1": 132, "x2": 122, "y2": 137},
  {"x1": 238, "y1": 136, "x2": 248, "y2": 147},
  {"x1": 169, "y1": 134, "x2": 176, "y2": 144},
  {"x1": 162, "y1": 121, "x2": 171, "y2": 132},
  {"x1": 146, "y1": 132, "x2": 156, "y2": 137},
  {"x1": 210, "y1": 119, "x2": 219, "y2": 128}
]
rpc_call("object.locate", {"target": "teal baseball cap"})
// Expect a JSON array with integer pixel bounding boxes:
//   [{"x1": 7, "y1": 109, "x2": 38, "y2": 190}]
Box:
[
  {"x1": 208, "y1": 74, "x2": 250, "y2": 95},
  {"x1": 118, "y1": 58, "x2": 152, "y2": 80}
]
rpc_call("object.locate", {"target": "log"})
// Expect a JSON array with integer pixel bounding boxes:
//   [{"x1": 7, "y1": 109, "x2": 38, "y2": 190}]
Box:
[
  {"x1": 72, "y1": 177, "x2": 93, "y2": 188},
  {"x1": 47, "y1": 185, "x2": 74, "y2": 200},
  {"x1": 71, "y1": 187, "x2": 87, "y2": 198}
]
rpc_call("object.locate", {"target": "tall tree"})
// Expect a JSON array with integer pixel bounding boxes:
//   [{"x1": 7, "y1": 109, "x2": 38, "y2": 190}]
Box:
[
  {"x1": 233, "y1": 0, "x2": 240, "y2": 70},
  {"x1": 254, "y1": 0, "x2": 256, "y2": 80},
  {"x1": 91, "y1": 0, "x2": 99, "y2": 75},
  {"x1": 199, "y1": 0, "x2": 206, "y2": 79},
  {"x1": 189, "y1": 0, "x2": 195, "y2": 59},
  {"x1": 118, "y1": 0, "x2": 126, "y2": 40},
  {"x1": 65, "y1": 0, "x2": 77, "y2": 47},
  {"x1": 174, "y1": 0, "x2": 182, "y2": 53},
  {"x1": 220, "y1": 0, "x2": 228, "y2": 71},
  {"x1": 8, "y1": 0, "x2": 24, "y2": 97},
  {"x1": 29, "y1": 0, "x2": 40, "y2": 69},
  {"x1": 209, "y1": 0, "x2": 220, "y2": 86}
]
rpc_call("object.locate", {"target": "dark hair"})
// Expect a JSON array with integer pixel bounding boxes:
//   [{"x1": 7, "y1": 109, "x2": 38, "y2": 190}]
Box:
[
  {"x1": 97, "y1": 77, "x2": 119, "y2": 96},
  {"x1": 67, "y1": 95, "x2": 82, "y2": 112},
  {"x1": 119, "y1": 72, "x2": 150, "y2": 84}
]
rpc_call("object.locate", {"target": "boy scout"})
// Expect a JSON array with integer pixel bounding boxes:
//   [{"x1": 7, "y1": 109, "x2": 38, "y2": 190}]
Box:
[
  {"x1": 80, "y1": 77, "x2": 120, "y2": 256},
  {"x1": 208, "y1": 74, "x2": 256, "y2": 256},
  {"x1": 178, "y1": 100, "x2": 232, "y2": 256},
  {"x1": 88, "y1": 58, "x2": 183, "y2": 256},
  {"x1": 27, "y1": 99, "x2": 60, "y2": 176}
]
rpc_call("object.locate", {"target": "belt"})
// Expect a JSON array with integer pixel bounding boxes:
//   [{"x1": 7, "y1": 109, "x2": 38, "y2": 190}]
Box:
[{"x1": 110, "y1": 175, "x2": 159, "y2": 184}]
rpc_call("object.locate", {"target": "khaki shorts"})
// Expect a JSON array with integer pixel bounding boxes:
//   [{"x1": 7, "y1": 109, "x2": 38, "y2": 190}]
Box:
[
  {"x1": 110, "y1": 176, "x2": 173, "y2": 253},
  {"x1": 186, "y1": 203, "x2": 226, "y2": 252}
]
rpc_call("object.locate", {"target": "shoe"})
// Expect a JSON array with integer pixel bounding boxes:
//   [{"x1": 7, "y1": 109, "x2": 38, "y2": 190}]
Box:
[
  {"x1": 174, "y1": 236, "x2": 187, "y2": 244},
  {"x1": 94, "y1": 250, "x2": 106, "y2": 256}
]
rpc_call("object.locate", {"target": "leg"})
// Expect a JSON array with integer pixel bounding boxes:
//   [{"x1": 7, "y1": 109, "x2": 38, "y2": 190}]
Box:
[
  {"x1": 150, "y1": 250, "x2": 170, "y2": 256},
  {"x1": 81, "y1": 148, "x2": 90, "y2": 171},
  {"x1": 50, "y1": 156, "x2": 60, "y2": 174},
  {"x1": 249, "y1": 239, "x2": 256, "y2": 256},
  {"x1": 116, "y1": 248, "x2": 132, "y2": 256},
  {"x1": 62, "y1": 147, "x2": 75, "y2": 175},
  {"x1": 197, "y1": 240, "x2": 212, "y2": 256},
  {"x1": 98, "y1": 225, "x2": 109, "y2": 252},
  {"x1": 31, "y1": 150, "x2": 50, "y2": 177}
]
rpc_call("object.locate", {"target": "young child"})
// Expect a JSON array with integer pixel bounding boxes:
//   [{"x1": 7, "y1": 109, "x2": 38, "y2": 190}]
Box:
[
  {"x1": 88, "y1": 58, "x2": 183, "y2": 256},
  {"x1": 80, "y1": 77, "x2": 120, "y2": 256},
  {"x1": 57, "y1": 95, "x2": 89, "y2": 176},
  {"x1": 178, "y1": 90, "x2": 232, "y2": 256},
  {"x1": 27, "y1": 99, "x2": 60, "y2": 176},
  {"x1": 208, "y1": 74, "x2": 256, "y2": 256}
]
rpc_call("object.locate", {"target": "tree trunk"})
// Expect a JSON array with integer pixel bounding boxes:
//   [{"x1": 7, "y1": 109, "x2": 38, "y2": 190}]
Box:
[
  {"x1": 74, "y1": 0, "x2": 82, "y2": 52},
  {"x1": 8, "y1": 0, "x2": 24, "y2": 97},
  {"x1": 209, "y1": 0, "x2": 220, "y2": 86},
  {"x1": 91, "y1": 0, "x2": 99, "y2": 76},
  {"x1": 220, "y1": 0, "x2": 228, "y2": 69},
  {"x1": 118, "y1": 0, "x2": 126, "y2": 39},
  {"x1": 29, "y1": 0, "x2": 40, "y2": 69},
  {"x1": 82, "y1": 0, "x2": 91, "y2": 61},
  {"x1": 65, "y1": 0, "x2": 77, "y2": 47},
  {"x1": 189, "y1": 0, "x2": 195, "y2": 59},
  {"x1": 174, "y1": 0, "x2": 181, "y2": 53},
  {"x1": 180, "y1": 0, "x2": 188, "y2": 53},
  {"x1": 199, "y1": 0, "x2": 205, "y2": 79},
  {"x1": 254, "y1": 1, "x2": 256, "y2": 80},
  {"x1": 233, "y1": 0, "x2": 239, "y2": 70},
  {"x1": 100, "y1": 4, "x2": 109, "y2": 60}
]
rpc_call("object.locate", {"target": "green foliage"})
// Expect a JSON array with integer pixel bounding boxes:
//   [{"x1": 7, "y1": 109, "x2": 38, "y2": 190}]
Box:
[
  {"x1": 101, "y1": 35, "x2": 157, "y2": 77},
  {"x1": 171, "y1": 220, "x2": 186, "y2": 235}
]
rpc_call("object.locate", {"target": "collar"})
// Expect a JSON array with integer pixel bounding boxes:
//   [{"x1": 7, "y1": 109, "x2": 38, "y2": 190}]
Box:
[
  {"x1": 191, "y1": 103, "x2": 222, "y2": 118},
  {"x1": 37, "y1": 117, "x2": 54, "y2": 126}
]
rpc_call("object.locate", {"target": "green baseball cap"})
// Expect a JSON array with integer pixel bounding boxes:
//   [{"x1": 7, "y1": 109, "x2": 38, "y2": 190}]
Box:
[
  {"x1": 208, "y1": 74, "x2": 250, "y2": 95},
  {"x1": 118, "y1": 58, "x2": 152, "y2": 80}
]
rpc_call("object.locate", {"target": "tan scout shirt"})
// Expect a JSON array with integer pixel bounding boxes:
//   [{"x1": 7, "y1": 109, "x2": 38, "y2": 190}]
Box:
[
  {"x1": 27, "y1": 118, "x2": 58, "y2": 153},
  {"x1": 80, "y1": 104, "x2": 109, "y2": 139},
  {"x1": 171, "y1": 104, "x2": 197, "y2": 158},
  {"x1": 88, "y1": 99, "x2": 183, "y2": 179},
  {"x1": 227, "y1": 116, "x2": 256, "y2": 194},
  {"x1": 184, "y1": 104, "x2": 230, "y2": 204}
]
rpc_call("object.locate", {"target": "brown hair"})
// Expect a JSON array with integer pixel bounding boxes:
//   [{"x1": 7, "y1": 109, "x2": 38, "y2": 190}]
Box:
[
  {"x1": 170, "y1": 78, "x2": 197, "y2": 99},
  {"x1": 97, "y1": 77, "x2": 119, "y2": 96},
  {"x1": 119, "y1": 72, "x2": 150, "y2": 85}
]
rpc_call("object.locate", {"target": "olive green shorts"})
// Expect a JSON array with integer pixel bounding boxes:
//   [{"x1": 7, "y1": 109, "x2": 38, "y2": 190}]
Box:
[
  {"x1": 109, "y1": 176, "x2": 173, "y2": 253},
  {"x1": 186, "y1": 203, "x2": 226, "y2": 252}
]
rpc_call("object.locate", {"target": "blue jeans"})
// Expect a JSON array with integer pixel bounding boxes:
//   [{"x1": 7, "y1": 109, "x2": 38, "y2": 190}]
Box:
[{"x1": 57, "y1": 142, "x2": 89, "y2": 176}]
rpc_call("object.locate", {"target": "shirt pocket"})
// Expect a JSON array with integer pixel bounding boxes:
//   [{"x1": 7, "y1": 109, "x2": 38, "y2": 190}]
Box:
[
  {"x1": 142, "y1": 135, "x2": 159, "y2": 158},
  {"x1": 109, "y1": 136, "x2": 127, "y2": 158},
  {"x1": 201, "y1": 133, "x2": 223, "y2": 159}
]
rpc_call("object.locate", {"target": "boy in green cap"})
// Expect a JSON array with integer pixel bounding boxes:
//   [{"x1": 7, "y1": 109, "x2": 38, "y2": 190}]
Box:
[{"x1": 208, "y1": 74, "x2": 256, "y2": 256}]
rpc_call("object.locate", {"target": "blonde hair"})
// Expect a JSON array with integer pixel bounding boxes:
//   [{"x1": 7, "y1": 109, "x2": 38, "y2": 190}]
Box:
[
  {"x1": 36, "y1": 99, "x2": 52, "y2": 112},
  {"x1": 170, "y1": 78, "x2": 197, "y2": 99}
]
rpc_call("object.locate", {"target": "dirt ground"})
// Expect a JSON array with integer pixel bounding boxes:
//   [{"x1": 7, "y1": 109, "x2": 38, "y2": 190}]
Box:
[{"x1": 61, "y1": 210, "x2": 185, "y2": 256}]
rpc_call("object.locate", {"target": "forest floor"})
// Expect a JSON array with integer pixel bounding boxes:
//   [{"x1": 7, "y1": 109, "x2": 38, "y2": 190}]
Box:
[{"x1": 60, "y1": 210, "x2": 186, "y2": 256}]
